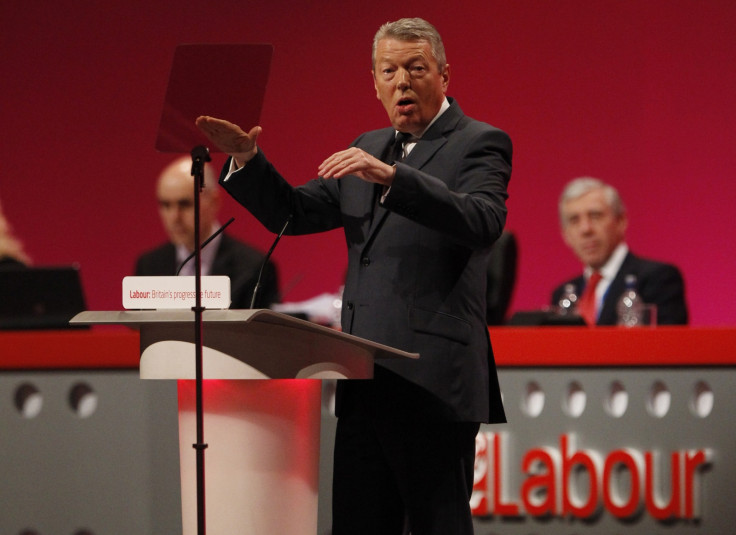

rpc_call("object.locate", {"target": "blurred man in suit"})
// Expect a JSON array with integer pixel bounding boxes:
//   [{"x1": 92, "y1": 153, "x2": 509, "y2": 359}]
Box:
[
  {"x1": 195, "y1": 17, "x2": 511, "y2": 535},
  {"x1": 551, "y1": 177, "x2": 688, "y2": 325},
  {"x1": 134, "y1": 156, "x2": 279, "y2": 308}
]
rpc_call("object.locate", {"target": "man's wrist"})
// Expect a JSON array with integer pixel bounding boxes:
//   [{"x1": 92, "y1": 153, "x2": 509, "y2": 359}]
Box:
[
  {"x1": 233, "y1": 147, "x2": 258, "y2": 169},
  {"x1": 384, "y1": 163, "x2": 397, "y2": 186}
]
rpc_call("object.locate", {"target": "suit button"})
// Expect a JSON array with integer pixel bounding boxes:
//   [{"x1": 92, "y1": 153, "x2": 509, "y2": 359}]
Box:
[
  {"x1": 346, "y1": 301, "x2": 354, "y2": 310},
  {"x1": 361, "y1": 257, "x2": 371, "y2": 267}
]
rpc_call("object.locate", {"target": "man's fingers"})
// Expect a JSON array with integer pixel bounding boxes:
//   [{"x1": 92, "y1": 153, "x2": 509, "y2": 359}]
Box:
[
  {"x1": 318, "y1": 148, "x2": 360, "y2": 177},
  {"x1": 318, "y1": 148, "x2": 394, "y2": 184},
  {"x1": 195, "y1": 117, "x2": 262, "y2": 161},
  {"x1": 319, "y1": 152, "x2": 352, "y2": 179},
  {"x1": 246, "y1": 126, "x2": 262, "y2": 145}
]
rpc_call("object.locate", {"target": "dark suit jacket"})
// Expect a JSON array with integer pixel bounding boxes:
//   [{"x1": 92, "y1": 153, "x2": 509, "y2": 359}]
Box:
[
  {"x1": 0, "y1": 256, "x2": 27, "y2": 269},
  {"x1": 551, "y1": 252, "x2": 688, "y2": 325},
  {"x1": 486, "y1": 230, "x2": 518, "y2": 325},
  {"x1": 220, "y1": 98, "x2": 511, "y2": 424},
  {"x1": 134, "y1": 233, "x2": 279, "y2": 309}
]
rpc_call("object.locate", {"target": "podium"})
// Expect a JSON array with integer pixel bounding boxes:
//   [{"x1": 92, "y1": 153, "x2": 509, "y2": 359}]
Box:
[{"x1": 71, "y1": 309, "x2": 417, "y2": 535}]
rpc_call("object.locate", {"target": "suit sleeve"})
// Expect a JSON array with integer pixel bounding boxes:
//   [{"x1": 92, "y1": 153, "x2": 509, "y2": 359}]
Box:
[
  {"x1": 220, "y1": 151, "x2": 344, "y2": 236},
  {"x1": 381, "y1": 126, "x2": 512, "y2": 249},
  {"x1": 641, "y1": 264, "x2": 689, "y2": 325}
]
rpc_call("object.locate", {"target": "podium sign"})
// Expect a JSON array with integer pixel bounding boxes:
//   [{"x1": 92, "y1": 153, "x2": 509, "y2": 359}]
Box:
[{"x1": 122, "y1": 276, "x2": 231, "y2": 310}]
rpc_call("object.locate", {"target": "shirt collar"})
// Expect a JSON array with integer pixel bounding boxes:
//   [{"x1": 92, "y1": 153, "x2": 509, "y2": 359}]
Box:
[
  {"x1": 585, "y1": 242, "x2": 629, "y2": 281},
  {"x1": 395, "y1": 97, "x2": 450, "y2": 141}
]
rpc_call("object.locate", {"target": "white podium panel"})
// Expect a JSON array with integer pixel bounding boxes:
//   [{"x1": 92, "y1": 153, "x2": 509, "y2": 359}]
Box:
[{"x1": 177, "y1": 379, "x2": 321, "y2": 535}]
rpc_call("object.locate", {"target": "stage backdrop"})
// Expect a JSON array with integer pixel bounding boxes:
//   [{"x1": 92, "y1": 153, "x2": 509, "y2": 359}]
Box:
[{"x1": 2, "y1": 1, "x2": 734, "y2": 325}]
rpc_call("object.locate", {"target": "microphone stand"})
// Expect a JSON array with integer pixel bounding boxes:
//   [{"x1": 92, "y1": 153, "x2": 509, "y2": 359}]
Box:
[
  {"x1": 176, "y1": 217, "x2": 235, "y2": 276},
  {"x1": 190, "y1": 144, "x2": 211, "y2": 535}
]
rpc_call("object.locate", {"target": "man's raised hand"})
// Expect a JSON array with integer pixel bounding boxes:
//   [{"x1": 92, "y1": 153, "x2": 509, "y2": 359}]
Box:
[{"x1": 195, "y1": 116, "x2": 261, "y2": 167}]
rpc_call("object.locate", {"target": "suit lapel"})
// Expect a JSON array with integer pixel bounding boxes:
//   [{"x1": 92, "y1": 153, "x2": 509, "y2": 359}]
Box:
[
  {"x1": 402, "y1": 135, "x2": 448, "y2": 170},
  {"x1": 406, "y1": 101, "x2": 461, "y2": 170},
  {"x1": 367, "y1": 101, "x2": 463, "y2": 239},
  {"x1": 364, "y1": 130, "x2": 397, "y2": 236},
  {"x1": 402, "y1": 101, "x2": 462, "y2": 169}
]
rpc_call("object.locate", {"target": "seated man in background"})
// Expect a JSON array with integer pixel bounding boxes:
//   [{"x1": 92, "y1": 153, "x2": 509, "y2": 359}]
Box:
[
  {"x1": 135, "y1": 156, "x2": 279, "y2": 309},
  {"x1": 0, "y1": 198, "x2": 31, "y2": 268},
  {"x1": 551, "y1": 177, "x2": 688, "y2": 325}
]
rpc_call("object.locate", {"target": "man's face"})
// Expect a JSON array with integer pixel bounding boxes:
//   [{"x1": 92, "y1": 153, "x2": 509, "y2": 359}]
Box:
[
  {"x1": 560, "y1": 189, "x2": 627, "y2": 269},
  {"x1": 373, "y1": 38, "x2": 449, "y2": 136},
  {"x1": 156, "y1": 167, "x2": 219, "y2": 252}
]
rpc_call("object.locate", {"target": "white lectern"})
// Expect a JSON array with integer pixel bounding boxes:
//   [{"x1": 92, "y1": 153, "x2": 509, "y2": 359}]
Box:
[{"x1": 71, "y1": 309, "x2": 417, "y2": 535}]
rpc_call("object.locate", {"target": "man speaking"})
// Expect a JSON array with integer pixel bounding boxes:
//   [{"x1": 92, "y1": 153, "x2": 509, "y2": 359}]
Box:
[{"x1": 197, "y1": 18, "x2": 512, "y2": 535}]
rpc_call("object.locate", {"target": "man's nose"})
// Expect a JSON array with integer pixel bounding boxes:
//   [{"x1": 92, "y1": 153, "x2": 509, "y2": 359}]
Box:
[
  {"x1": 166, "y1": 205, "x2": 185, "y2": 223},
  {"x1": 166, "y1": 205, "x2": 180, "y2": 217},
  {"x1": 397, "y1": 69, "x2": 410, "y2": 90},
  {"x1": 579, "y1": 216, "x2": 594, "y2": 233}
]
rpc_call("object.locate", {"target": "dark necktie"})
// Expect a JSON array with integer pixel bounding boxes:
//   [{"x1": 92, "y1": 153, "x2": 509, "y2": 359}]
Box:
[
  {"x1": 577, "y1": 271, "x2": 603, "y2": 326},
  {"x1": 388, "y1": 131, "x2": 412, "y2": 163},
  {"x1": 373, "y1": 132, "x2": 412, "y2": 222}
]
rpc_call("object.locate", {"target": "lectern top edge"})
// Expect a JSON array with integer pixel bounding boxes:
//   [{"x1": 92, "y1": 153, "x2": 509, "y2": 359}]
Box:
[{"x1": 70, "y1": 310, "x2": 419, "y2": 361}]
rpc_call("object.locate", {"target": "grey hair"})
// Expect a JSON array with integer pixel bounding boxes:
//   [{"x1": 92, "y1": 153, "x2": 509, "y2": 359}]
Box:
[
  {"x1": 558, "y1": 177, "x2": 626, "y2": 224},
  {"x1": 372, "y1": 18, "x2": 447, "y2": 73}
]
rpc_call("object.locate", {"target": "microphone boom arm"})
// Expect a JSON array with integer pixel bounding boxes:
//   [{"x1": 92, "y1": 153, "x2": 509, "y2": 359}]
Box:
[{"x1": 250, "y1": 214, "x2": 292, "y2": 309}]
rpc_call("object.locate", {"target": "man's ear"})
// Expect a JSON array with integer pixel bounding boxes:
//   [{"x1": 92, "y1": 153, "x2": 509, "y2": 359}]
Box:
[{"x1": 616, "y1": 213, "x2": 628, "y2": 241}]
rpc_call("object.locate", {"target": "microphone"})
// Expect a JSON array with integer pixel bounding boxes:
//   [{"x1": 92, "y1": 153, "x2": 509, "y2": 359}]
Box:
[
  {"x1": 250, "y1": 214, "x2": 292, "y2": 309},
  {"x1": 175, "y1": 217, "x2": 235, "y2": 276}
]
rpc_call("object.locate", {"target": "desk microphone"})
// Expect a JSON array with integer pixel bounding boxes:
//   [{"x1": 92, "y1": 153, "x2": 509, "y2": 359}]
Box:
[
  {"x1": 175, "y1": 217, "x2": 235, "y2": 276},
  {"x1": 250, "y1": 214, "x2": 292, "y2": 309}
]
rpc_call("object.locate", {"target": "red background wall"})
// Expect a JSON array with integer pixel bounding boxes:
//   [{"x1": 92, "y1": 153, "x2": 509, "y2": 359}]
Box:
[{"x1": 2, "y1": 1, "x2": 734, "y2": 325}]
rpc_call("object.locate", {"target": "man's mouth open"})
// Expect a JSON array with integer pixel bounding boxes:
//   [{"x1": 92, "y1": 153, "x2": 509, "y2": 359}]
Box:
[{"x1": 396, "y1": 98, "x2": 416, "y2": 114}]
